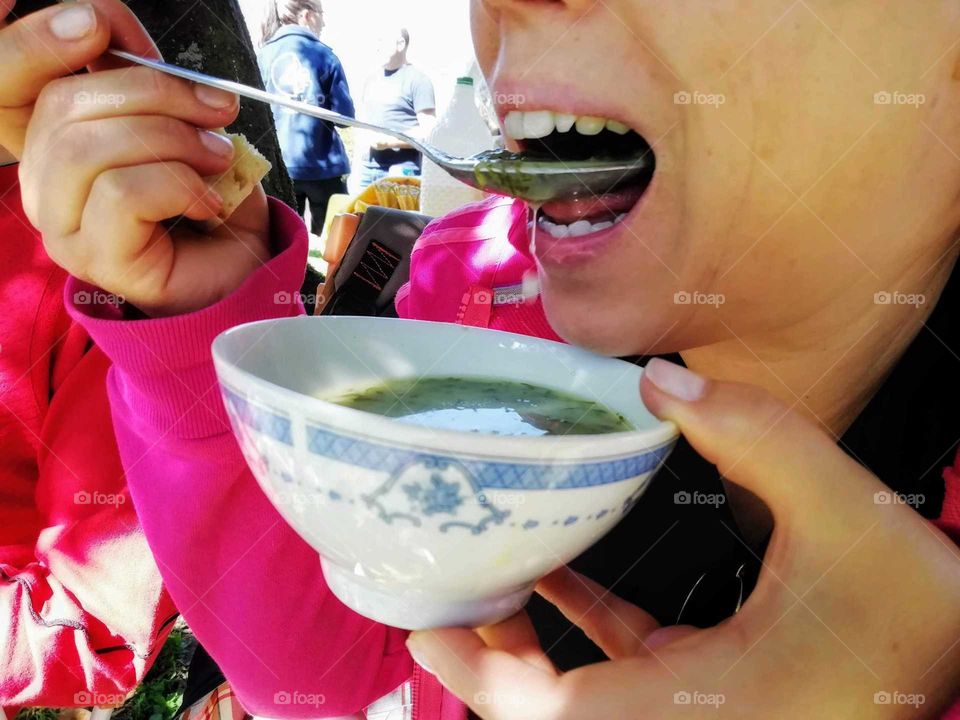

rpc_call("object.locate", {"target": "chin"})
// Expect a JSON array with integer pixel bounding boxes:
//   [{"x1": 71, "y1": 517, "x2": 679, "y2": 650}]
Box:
[{"x1": 540, "y1": 284, "x2": 687, "y2": 358}]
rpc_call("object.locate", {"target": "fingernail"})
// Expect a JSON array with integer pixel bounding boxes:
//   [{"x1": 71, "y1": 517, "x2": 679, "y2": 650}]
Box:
[
  {"x1": 405, "y1": 637, "x2": 435, "y2": 675},
  {"x1": 206, "y1": 188, "x2": 224, "y2": 208},
  {"x1": 644, "y1": 358, "x2": 707, "y2": 402},
  {"x1": 194, "y1": 84, "x2": 237, "y2": 109},
  {"x1": 199, "y1": 130, "x2": 235, "y2": 157},
  {"x1": 49, "y1": 3, "x2": 97, "y2": 40}
]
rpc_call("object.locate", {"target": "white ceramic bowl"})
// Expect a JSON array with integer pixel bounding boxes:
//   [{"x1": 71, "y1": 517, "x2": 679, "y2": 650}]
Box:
[{"x1": 212, "y1": 317, "x2": 677, "y2": 630}]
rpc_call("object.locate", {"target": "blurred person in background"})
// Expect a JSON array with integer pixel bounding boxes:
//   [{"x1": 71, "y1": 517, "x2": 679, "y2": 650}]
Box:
[
  {"x1": 258, "y1": 0, "x2": 354, "y2": 234},
  {"x1": 356, "y1": 24, "x2": 436, "y2": 188}
]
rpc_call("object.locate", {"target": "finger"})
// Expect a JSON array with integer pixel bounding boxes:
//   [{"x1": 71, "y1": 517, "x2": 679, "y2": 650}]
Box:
[
  {"x1": 73, "y1": 163, "x2": 270, "y2": 317},
  {"x1": 1, "y1": 0, "x2": 160, "y2": 105},
  {"x1": 536, "y1": 567, "x2": 660, "y2": 659},
  {"x1": 84, "y1": 0, "x2": 161, "y2": 68},
  {"x1": 23, "y1": 116, "x2": 234, "y2": 235},
  {"x1": 0, "y1": 0, "x2": 159, "y2": 156},
  {"x1": 32, "y1": 66, "x2": 238, "y2": 133},
  {"x1": 44, "y1": 161, "x2": 220, "y2": 277},
  {"x1": 643, "y1": 624, "x2": 700, "y2": 651},
  {"x1": 407, "y1": 629, "x2": 563, "y2": 720},
  {"x1": 639, "y1": 359, "x2": 882, "y2": 522},
  {"x1": 476, "y1": 610, "x2": 557, "y2": 675},
  {"x1": 0, "y1": 3, "x2": 109, "y2": 109}
]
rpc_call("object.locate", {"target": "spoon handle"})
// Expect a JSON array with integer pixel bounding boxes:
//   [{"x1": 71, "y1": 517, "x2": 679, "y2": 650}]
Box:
[{"x1": 108, "y1": 49, "x2": 437, "y2": 160}]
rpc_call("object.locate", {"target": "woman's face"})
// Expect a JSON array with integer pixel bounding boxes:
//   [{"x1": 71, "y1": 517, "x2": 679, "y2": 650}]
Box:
[{"x1": 473, "y1": 0, "x2": 960, "y2": 356}]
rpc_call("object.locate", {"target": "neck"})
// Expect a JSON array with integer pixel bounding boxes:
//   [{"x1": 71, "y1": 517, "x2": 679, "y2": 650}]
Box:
[
  {"x1": 682, "y1": 252, "x2": 958, "y2": 438},
  {"x1": 384, "y1": 55, "x2": 405, "y2": 72},
  {"x1": 680, "y1": 248, "x2": 958, "y2": 545}
]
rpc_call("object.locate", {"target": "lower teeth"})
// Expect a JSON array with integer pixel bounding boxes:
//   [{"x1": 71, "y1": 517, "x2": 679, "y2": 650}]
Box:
[{"x1": 538, "y1": 214, "x2": 628, "y2": 239}]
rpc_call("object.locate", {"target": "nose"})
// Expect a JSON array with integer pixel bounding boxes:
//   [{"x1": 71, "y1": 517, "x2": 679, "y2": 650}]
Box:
[{"x1": 479, "y1": 0, "x2": 597, "y2": 15}]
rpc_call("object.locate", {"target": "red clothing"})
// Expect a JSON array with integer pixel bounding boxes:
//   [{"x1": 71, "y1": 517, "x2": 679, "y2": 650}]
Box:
[
  {"x1": 938, "y1": 455, "x2": 960, "y2": 545},
  {"x1": 0, "y1": 164, "x2": 176, "y2": 710},
  {"x1": 65, "y1": 199, "x2": 460, "y2": 719}
]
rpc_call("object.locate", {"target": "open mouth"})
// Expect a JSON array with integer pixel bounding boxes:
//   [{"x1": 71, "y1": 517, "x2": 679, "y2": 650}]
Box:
[{"x1": 504, "y1": 110, "x2": 656, "y2": 238}]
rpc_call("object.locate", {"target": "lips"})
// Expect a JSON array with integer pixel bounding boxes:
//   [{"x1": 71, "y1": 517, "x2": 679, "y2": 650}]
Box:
[{"x1": 499, "y1": 107, "x2": 656, "y2": 237}]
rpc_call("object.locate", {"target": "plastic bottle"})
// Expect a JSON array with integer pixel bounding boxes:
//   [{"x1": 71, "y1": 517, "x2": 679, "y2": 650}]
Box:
[{"x1": 419, "y1": 76, "x2": 496, "y2": 217}]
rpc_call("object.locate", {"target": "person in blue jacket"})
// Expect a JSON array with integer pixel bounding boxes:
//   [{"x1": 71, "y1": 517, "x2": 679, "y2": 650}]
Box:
[{"x1": 258, "y1": 0, "x2": 354, "y2": 235}]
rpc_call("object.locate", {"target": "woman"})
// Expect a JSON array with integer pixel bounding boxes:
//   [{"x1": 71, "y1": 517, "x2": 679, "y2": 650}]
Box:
[
  {"x1": 9, "y1": 0, "x2": 960, "y2": 717},
  {"x1": 257, "y1": 0, "x2": 354, "y2": 235}
]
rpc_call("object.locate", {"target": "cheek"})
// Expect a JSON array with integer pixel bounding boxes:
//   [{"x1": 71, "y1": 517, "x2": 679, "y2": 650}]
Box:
[{"x1": 470, "y1": 0, "x2": 498, "y2": 75}]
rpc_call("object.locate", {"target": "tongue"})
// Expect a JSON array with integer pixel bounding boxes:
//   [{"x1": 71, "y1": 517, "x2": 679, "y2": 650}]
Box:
[{"x1": 541, "y1": 184, "x2": 646, "y2": 225}]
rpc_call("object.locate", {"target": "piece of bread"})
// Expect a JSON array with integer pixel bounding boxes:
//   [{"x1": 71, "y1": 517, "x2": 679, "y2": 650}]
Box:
[{"x1": 203, "y1": 131, "x2": 272, "y2": 226}]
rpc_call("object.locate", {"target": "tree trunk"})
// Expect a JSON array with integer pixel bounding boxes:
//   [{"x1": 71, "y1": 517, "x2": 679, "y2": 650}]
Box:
[
  {"x1": 127, "y1": 0, "x2": 324, "y2": 307},
  {"x1": 127, "y1": 0, "x2": 295, "y2": 206}
]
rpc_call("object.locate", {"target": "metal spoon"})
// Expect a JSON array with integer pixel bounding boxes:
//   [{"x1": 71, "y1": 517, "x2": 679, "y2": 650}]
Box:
[{"x1": 109, "y1": 49, "x2": 653, "y2": 204}]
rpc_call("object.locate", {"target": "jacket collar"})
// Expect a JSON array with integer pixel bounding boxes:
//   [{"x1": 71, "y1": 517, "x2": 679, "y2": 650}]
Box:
[{"x1": 265, "y1": 25, "x2": 318, "y2": 44}]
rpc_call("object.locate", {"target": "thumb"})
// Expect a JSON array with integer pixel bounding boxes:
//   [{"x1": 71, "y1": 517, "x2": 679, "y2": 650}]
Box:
[{"x1": 639, "y1": 358, "x2": 879, "y2": 523}]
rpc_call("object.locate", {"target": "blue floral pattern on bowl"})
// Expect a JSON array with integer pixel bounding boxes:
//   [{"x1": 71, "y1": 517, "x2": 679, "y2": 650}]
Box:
[{"x1": 221, "y1": 386, "x2": 675, "y2": 536}]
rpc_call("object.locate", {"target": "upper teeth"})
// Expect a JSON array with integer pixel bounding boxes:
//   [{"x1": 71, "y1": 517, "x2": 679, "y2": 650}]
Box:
[{"x1": 504, "y1": 111, "x2": 632, "y2": 140}]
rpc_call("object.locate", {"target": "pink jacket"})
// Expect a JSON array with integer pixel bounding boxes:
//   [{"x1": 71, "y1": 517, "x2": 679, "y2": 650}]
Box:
[
  {"x1": 66, "y1": 197, "x2": 960, "y2": 719},
  {"x1": 65, "y1": 199, "x2": 460, "y2": 720},
  {"x1": 0, "y1": 164, "x2": 176, "y2": 712}
]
